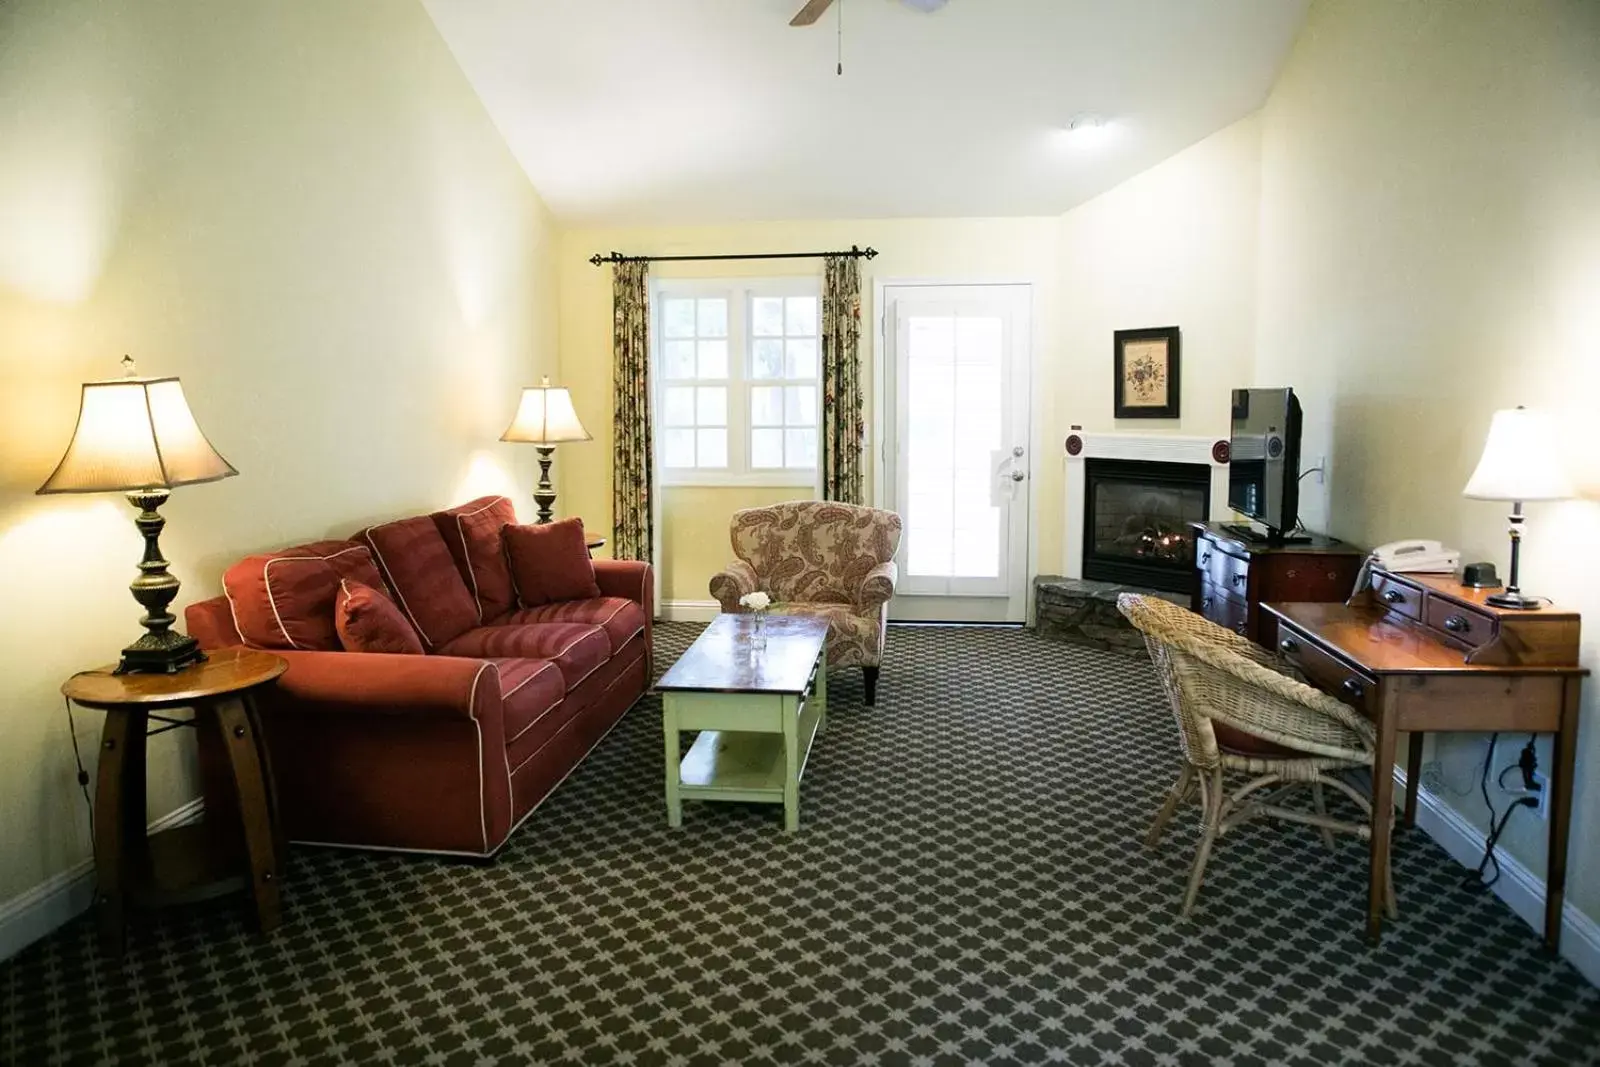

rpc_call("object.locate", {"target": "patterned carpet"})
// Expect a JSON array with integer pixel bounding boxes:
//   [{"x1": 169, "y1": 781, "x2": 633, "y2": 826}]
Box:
[{"x1": 4, "y1": 623, "x2": 1598, "y2": 1066}]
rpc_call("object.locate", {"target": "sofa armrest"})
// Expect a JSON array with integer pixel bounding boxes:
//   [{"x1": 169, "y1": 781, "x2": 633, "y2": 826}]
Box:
[
  {"x1": 857, "y1": 560, "x2": 899, "y2": 610},
  {"x1": 709, "y1": 559, "x2": 760, "y2": 612},
  {"x1": 267, "y1": 650, "x2": 497, "y2": 722},
  {"x1": 593, "y1": 559, "x2": 653, "y2": 613}
]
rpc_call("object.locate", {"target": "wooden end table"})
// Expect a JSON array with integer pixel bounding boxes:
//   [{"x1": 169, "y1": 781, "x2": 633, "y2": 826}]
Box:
[
  {"x1": 62, "y1": 648, "x2": 288, "y2": 953},
  {"x1": 657, "y1": 614, "x2": 828, "y2": 832}
]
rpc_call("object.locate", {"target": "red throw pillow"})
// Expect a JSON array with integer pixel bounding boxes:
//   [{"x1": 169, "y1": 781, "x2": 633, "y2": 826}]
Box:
[
  {"x1": 334, "y1": 580, "x2": 424, "y2": 655},
  {"x1": 504, "y1": 518, "x2": 601, "y2": 607},
  {"x1": 223, "y1": 541, "x2": 387, "y2": 650}
]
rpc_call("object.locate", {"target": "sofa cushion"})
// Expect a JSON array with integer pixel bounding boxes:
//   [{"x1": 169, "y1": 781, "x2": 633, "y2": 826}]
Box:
[
  {"x1": 361, "y1": 515, "x2": 480, "y2": 649},
  {"x1": 438, "y1": 623, "x2": 610, "y2": 690},
  {"x1": 489, "y1": 657, "x2": 565, "y2": 751},
  {"x1": 504, "y1": 597, "x2": 646, "y2": 657},
  {"x1": 433, "y1": 496, "x2": 518, "y2": 624},
  {"x1": 504, "y1": 518, "x2": 600, "y2": 607},
  {"x1": 224, "y1": 540, "x2": 386, "y2": 650},
  {"x1": 335, "y1": 580, "x2": 424, "y2": 655}
]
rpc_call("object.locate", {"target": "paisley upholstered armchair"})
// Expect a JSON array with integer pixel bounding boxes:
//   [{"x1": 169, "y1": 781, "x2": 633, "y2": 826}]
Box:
[{"x1": 710, "y1": 501, "x2": 902, "y2": 705}]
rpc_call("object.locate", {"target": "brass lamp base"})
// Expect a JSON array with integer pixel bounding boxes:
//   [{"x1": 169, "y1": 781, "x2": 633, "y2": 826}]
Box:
[{"x1": 114, "y1": 489, "x2": 207, "y2": 675}]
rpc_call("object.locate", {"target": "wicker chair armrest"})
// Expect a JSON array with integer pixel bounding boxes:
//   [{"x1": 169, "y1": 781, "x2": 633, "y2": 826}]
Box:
[
  {"x1": 709, "y1": 559, "x2": 760, "y2": 612},
  {"x1": 1190, "y1": 650, "x2": 1376, "y2": 757}
]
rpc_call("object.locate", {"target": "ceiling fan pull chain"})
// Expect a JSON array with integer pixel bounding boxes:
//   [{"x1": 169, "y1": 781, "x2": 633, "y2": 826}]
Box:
[{"x1": 837, "y1": 0, "x2": 843, "y2": 75}]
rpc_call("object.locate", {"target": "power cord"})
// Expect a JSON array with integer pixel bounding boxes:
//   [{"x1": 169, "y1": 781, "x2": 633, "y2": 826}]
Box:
[
  {"x1": 63, "y1": 696, "x2": 95, "y2": 851},
  {"x1": 1466, "y1": 733, "x2": 1538, "y2": 891}
]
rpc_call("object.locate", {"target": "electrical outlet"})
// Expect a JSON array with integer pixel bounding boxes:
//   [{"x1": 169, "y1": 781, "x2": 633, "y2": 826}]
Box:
[{"x1": 1312, "y1": 456, "x2": 1327, "y2": 485}]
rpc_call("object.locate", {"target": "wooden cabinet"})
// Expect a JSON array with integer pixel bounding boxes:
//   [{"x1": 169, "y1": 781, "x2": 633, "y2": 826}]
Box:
[{"x1": 1187, "y1": 522, "x2": 1366, "y2": 644}]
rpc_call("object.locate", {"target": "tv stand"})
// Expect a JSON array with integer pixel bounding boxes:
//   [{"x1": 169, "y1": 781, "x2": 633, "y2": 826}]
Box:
[
  {"x1": 1188, "y1": 521, "x2": 1365, "y2": 643},
  {"x1": 1222, "y1": 522, "x2": 1312, "y2": 546}
]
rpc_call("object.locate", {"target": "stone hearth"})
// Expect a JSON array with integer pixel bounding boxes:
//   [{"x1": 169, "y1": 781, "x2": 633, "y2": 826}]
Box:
[{"x1": 1033, "y1": 576, "x2": 1188, "y2": 656}]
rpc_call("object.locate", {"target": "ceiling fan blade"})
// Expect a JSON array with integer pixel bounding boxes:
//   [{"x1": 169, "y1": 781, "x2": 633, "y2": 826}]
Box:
[{"x1": 790, "y1": 0, "x2": 835, "y2": 26}]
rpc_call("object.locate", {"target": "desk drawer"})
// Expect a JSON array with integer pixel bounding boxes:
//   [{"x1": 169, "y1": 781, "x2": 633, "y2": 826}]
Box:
[
  {"x1": 1424, "y1": 596, "x2": 1494, "y2": 649},
  {"x1": 1275, "y1": 624, "x2": 1377, "y2": 716},
  {"x1": 1370, "y1": 571, "x2": 1424, "y2": 622},
  {"x1": 1201, "y1": 549, "x2": 1249, "y2": 597}
]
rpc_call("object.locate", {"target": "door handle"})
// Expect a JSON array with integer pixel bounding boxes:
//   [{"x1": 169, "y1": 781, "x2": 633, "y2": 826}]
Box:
[
  {"x1": 1009, "y1": 470, "x2": 1025, "y2": 482},
  {"x1": 1012, "y1": 446, "x2": 1024, "y2": 457}
]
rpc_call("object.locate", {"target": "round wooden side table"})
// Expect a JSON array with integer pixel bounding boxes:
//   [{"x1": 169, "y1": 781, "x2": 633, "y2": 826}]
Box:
[{"x1": 62, "y1": 648, "x2": 288, "y2": 954}]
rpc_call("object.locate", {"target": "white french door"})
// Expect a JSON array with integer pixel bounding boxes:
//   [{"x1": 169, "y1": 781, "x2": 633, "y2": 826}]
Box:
[{"x1": 881, "y1": 283, "x2": 1032, "y2": 622}]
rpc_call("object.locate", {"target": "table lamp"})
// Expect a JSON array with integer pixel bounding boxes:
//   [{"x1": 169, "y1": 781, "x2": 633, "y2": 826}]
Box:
[
  {"x1": 37, "y1": 357, "x2": 237, "y2": 672},
  {"x1": 1462, "y1": 406, "x2": 1574, "y2": 610},
  {"x1": 500, "y1": 376, "x2": 591, "y2": 523}
]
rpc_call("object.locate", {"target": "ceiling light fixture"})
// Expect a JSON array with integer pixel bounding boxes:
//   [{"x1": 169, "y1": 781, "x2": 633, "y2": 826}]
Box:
[{"x1": 1062, "y1": 114, "x2": 1115, "y2": 149}]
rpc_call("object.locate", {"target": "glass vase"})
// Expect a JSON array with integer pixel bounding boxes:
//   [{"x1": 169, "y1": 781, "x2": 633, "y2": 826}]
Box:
[{"x1": 750, "y1": 611, "x2": 767, "y2": 651}]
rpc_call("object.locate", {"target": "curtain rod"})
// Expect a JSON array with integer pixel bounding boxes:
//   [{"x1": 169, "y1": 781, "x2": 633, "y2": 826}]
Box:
[{"x1": 589, "y1": 244, "x2": 878, "y2": 266}]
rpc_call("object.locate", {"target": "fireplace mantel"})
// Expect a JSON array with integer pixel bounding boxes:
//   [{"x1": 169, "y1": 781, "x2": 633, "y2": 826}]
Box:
[{"x1": 1060, "y1": 431, "x2": 1231, "y2": 579}]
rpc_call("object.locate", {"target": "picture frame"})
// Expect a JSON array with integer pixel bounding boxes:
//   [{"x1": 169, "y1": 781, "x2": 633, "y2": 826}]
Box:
[{"x1": 1113, "y1": 326, "x2": 1181, "y2": 419}]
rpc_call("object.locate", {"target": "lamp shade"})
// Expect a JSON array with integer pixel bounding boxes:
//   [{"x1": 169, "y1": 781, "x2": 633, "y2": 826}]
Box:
[
  {"x1": 37, "y1": 370, "x2": 237, "y2": 494},
  {"x1": 1462, "y1": 407, "x2": 1575, "y2": 502},
  {"x1": 500, "y1": 377, "x2": 592, "y2": 444}
]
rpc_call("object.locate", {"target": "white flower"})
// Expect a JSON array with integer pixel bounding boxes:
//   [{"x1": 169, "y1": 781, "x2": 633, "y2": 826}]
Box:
[{"x1": 740, "y1": 591, "x2": 772, "y2": 612}]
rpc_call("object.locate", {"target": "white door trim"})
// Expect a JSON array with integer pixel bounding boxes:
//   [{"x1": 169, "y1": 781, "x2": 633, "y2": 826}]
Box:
[{"x1": 874, "y1": 279, "x2": 1037, "y2": 622}]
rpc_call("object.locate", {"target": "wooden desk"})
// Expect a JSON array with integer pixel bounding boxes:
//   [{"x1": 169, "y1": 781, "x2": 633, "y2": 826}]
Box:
[{"x1": 1263, "y1": 570, "x2": 1585, "y2": 950}]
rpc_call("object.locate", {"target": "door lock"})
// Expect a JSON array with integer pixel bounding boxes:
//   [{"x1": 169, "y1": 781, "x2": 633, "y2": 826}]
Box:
[
  {"x1": 1010, "y1": 470, "x2": 1025, "y2": 482},
  {"x1": 1012, "y1": 446, "x2": 1025, "y2": 457}
]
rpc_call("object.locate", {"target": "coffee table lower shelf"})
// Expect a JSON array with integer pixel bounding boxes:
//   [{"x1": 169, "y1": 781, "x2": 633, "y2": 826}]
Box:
[{"x1": 678, "y1": 713, "x2": 822, "y2": 804}]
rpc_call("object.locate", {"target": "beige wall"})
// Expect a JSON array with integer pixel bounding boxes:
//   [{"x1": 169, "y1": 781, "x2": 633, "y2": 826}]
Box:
[
  {"x1": 0, "y1": 0, "x2": 558, "y2": 906},
  {"x1": 1254, "y1": 0, "x2": 1600, "y2": 917},
  {"x1": 556, "y1": 217, "x2": 1060, "y2": 604},
  {"x1": 559, "y1": 121, "x2": 1264, "y2": 601}
]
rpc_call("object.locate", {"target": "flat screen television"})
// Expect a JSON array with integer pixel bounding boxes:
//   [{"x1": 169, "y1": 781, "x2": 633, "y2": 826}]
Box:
[{"x1": 1225, "y1": 387, "x2": 1304, "y2": 542}]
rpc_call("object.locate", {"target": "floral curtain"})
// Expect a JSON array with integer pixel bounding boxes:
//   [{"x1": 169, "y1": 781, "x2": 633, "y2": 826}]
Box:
[
  {"x1": 820, "y1": 254, "x2": 864, "y2": 504},
  {"x1": 611, "y1": 260, "x2": 653, "y2": 561}
]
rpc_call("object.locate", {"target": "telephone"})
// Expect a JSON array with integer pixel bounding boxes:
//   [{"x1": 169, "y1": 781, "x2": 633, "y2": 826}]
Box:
[{"x1": 1371, "y1": 539, "x2": 1461, "y2": 574}]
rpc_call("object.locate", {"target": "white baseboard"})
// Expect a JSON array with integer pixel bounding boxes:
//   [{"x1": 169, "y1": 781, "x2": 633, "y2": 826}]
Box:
[
  {"x1": 660, "y1": 599, "x2": 720, "y2": 622},
  {"x1": 0, "y1": 797, "x2": 206, "y2": 962},
  {"x1": 1397, "y1": 767, "x2": 1600, "y2": 987}
]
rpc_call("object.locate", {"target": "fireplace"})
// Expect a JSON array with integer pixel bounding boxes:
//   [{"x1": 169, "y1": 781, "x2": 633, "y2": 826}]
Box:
[{"x1": 1082, "y1": 458, "x2": 1211, "y2": 592}]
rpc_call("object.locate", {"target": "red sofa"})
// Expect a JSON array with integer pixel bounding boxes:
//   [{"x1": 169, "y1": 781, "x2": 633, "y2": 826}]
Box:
[{"x1": 185, "y1": 496, "x2": 651, "y2": 858}]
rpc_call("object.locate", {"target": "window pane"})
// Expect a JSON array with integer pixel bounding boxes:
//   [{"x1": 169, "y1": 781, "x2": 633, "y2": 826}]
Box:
[
  {"x1": 697, "y1": 298, "x2": 727, "y2": 338},
  {"x1": 786, "y1": 296, "x2": 818, "y2": 336},
  {"x1": 785, "y1": 338, "x2": 818, "y2": 379},
  {"x1": 785, "y1": 385, "x2": 816, "y2": 426},
  {"x1": 663, "y1": 340, "x2": 696, "y2": 379},
  {"x1": 784, "y1": 427, "x2": 817, "y2": 469},
  {"x1": 752, "y1": 297, "x2": 785, "y2": 337},
  {"x1": 662, "y1": 428, "x2": 695, "y2": 467},
  {"x1": 697, "y1": 428, "x2": 728, "y2": 468},
  {"x1": 696, "y1": 386, "x2": 726, "y2": 426},
  {"x1": 663, "y1": 299, "x2": 696, "y2": 338},
  {"x1": 697, "y1": 339, "x2": 728, "y2": 378},
  {"x1": 750, "y1": 386, "x2": 783, "y2": 427},
  {"x1": 662, "y1": 386, "x2": 695, "y2": 426},
  {"x1": 751, "y1": 428, "x2": 784, "y2": 468},
  {"x1": 751, "y1": 339, "x2": 783, "y2": 379}
]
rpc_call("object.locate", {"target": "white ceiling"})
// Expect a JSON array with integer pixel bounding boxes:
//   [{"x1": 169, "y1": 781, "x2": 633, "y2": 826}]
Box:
[{"x1": 421, "y1": 0, "x2": 1309, "y2": 225}]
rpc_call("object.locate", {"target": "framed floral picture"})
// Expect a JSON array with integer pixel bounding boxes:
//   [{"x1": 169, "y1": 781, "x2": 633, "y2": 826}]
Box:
[{"x1": 1113, "y1": 326, "x2": 1181, "y2": 419}]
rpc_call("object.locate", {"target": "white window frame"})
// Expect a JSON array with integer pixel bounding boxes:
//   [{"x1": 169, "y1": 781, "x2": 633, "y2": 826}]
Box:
[{"x1": 651, "y1": 276, "x2": 822, "y2": 488}]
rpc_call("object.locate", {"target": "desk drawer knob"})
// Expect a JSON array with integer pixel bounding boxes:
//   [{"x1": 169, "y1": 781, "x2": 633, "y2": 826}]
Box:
[
  {"x1": 1234, "y1": 622, "x2": 1248, "y2": 636},
  {"x1": 1443, "y1": 614, "x2": 1471, "y2": 634},
  {"x1": 1232, "y1": 572, "x2": 1247, "y2": 585},
  {"x1": 1279, "y1": 638, "x2": 1298, "y2": 655},
  {"x1": 1382, "y1": 589, "x2": 1405, "y2": 604},
  {"x1": 1199, "y1": 552, "x2": 1211, "y2": 566},
  {"x1": 1341, "y1": 678, "x2": 1365, "y2": 699}
]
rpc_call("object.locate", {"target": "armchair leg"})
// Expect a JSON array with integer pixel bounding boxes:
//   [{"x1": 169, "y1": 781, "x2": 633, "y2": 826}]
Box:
[
  {"x1": 1181, "y1": 766, "x2": 1226, "y2": 919},
  {"x1": 1147, "y1": 764, "x2": 1195, "y2": 850},
  {"x1": 862, "y1": 666, "x2": 879, "y2": 707}
]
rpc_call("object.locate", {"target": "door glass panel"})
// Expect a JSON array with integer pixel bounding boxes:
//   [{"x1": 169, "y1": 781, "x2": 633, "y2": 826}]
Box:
[{"x1": 903, "y1": 313, "x2": 1004, "y2": 580}]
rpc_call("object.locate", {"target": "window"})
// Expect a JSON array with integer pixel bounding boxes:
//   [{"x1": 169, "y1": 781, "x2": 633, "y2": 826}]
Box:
[{"x1": 654, "y1": 278, "x2": 820, "y2": 486}]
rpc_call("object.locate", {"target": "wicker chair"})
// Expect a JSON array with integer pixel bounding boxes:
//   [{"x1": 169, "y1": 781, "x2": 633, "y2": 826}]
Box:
[{"x1": 1117, "y1": 593, "x2": 1396, "y2": 920}]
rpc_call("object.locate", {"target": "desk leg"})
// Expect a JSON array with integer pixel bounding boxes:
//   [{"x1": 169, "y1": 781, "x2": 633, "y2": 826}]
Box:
[
  {"x1": 663, "y1": 699, "x2": 682, "y2": 829},
  {"x1": 1403, "y1": 733, "x2": 1424, "y2": 828},
  {"x1": 1545, "y1": 678, "x2": 1581, "y2": 952},
  {"x1": 1367, "y1": 685, "x2": 1400, "y2": 944},
  {"x1": 93, "y1": 707, "x2": 146, "y2": 956},
  {"x1": 212, "y1": 698, "x2": 281, "y2": 933},
  {"x1": 782, "y1": 694, "x2": 800, "y2": 833}
]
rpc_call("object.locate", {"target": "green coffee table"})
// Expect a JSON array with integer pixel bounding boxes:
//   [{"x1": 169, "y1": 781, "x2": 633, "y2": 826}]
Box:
[{"x1": 658, "y1": 614, "x2": 829, "y2": 832}]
